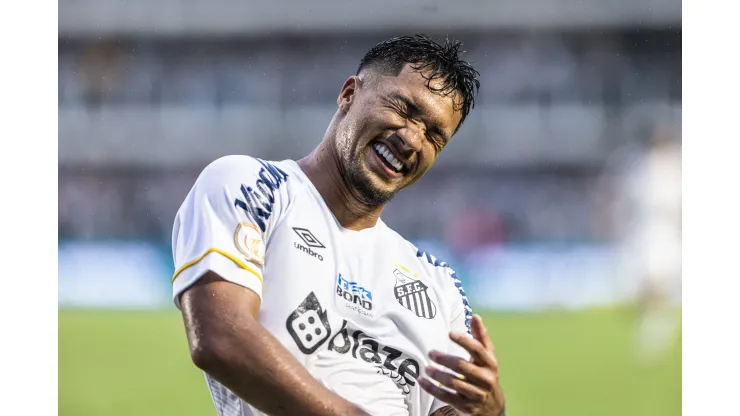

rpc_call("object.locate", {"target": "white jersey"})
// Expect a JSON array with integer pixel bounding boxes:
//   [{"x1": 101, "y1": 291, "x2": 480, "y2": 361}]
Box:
[
  {"x1": 172, "y1": 155, "x2": 474, "y2": 416},
  {"x1": 622, "y1": 143, "x2": 682, "y2": 281}
]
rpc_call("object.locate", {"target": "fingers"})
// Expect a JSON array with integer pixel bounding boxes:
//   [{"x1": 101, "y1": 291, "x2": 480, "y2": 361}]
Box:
[
  {"x1": 449, "y1": 330, "x2": 498, "y2": 370},
  {"x1": 470, "y1": 314, "x2": 485, "y2": 344},
  {"x1": 428, "y1": 350, "x2": 497, "y2": 391},
  {"x1": 424, "y1": 366, "x2": 488, "y2": 403},
  {"x1": 418, "y1": 377, "x2": 468, "y2": 410},
  {"x1": 423, "y1": 317, "x2": 504, "y2": 416},
  {"x1": 471, "y1": 314, "x2": 495, "y2": 353}
]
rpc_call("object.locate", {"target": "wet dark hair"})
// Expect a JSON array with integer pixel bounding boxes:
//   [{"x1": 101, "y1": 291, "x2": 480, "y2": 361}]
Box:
[{"x1": 357, "y1": 34, "x2": 480, "y2": 132}]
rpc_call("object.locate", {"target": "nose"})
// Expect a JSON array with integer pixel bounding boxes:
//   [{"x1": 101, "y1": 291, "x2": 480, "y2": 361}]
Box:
[{"x1": 395, "y1": 121, "x2": 424, "y2": 154}]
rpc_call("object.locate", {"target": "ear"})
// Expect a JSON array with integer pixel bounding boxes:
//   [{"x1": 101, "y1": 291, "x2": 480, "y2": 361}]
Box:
[{"x1": 337, "y1": 76, "x2": 361, "y2": 112}]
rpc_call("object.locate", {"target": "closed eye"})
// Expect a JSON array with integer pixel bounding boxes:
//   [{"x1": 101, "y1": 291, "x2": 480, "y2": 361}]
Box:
[
  {"x1": 390, "y1": 100, "x2": 411, "y2": 119},
  {"x1": 386, "y1": 92, "x2": 450, "y2": 146},
  {"x1": 426, "y1": 133, "x2": 445, "y2": 151},
  {"x1": 427, "y1": 127, "x2": 449, "y2": 148}
]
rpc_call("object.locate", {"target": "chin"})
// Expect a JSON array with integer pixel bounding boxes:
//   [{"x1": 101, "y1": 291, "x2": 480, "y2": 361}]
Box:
[{"x1": 350, "y1": 161, "x2": 398, "y2": 206}]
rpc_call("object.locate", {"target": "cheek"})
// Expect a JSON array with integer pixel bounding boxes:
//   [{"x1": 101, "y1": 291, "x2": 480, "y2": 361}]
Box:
[
  {"x1": 337, "y1": 114, "x2": 366, "y2": 149},
  {"x1": 412, "y1": 150, "x2": 437, "y2": 178},
  {"x1": 420, "y1": 158, "x2": 436, "y2": 174},
  {"x1": 362, "y1": 105, "x2": 399, "y2": 129},
  {"x1": 363, "y1": 116, "x2": 391, "y2": 138},
  {"x1": 345, "y1": 110, "x2": 377, "y2": 138}
]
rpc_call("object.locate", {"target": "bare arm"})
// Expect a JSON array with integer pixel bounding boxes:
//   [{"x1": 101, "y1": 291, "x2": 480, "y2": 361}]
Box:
[
  {"x1": 180, "y1": 272, "x2": 369, "y2": 416},
  {"x1": 430, "y1": 405, "x2": 506, "y2": 416},
  {"x1": 430, "y1": 406, "x2": 460, "y2": 416}
]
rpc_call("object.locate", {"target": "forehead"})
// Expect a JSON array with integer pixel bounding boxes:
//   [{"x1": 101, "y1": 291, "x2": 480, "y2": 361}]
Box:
[{"x1": 372, "y1": 64, "x2": 462, "y2": 133}]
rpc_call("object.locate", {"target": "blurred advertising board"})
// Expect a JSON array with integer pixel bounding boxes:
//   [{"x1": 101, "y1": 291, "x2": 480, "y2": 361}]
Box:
[
  {"x1": 58, "y1": 240, "x2": 632, "y2": 311},
  {"x1": 58, "y1": 241, "x2": 173, "y2": 309}
]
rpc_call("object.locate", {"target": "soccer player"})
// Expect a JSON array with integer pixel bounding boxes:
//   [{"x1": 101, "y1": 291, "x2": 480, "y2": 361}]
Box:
[
  {"x1": 598, "y1": 123, "x2": 681, "y2": 364},
  {"x1": 621, "y1": 127, "x2": 682, "y2": 363},
  {"x1": 172, "y1": 35, "x2": 505, "y2": 416}
]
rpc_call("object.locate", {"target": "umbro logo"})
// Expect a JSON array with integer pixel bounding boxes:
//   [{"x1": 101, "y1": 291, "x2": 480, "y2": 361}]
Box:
[
  {"x1": 293, "y1": 227, "x2": 325, "y2": 248},
  {"x1": 293, "y1": 227, "x2": 325, "y2": 261}
]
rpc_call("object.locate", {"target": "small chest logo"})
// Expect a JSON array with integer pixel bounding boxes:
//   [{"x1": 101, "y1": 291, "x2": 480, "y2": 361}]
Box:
[
  {"x1": 336, "y1": 274, "x2": 374, "y2": 317},
  {"x1": 393, "y1": 266, "x2": 437, "y2": 320},
  {"x1": 292, "y1": 227, "x2": 325, "y2": 261},
  {"x1": 233, "y1": 222, "x2": 265, "y2": 266}
]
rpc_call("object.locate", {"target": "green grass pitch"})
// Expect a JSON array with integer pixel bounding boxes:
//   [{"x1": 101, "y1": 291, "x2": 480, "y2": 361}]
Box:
[{"x1": 59, "y1": 308, "x2": 680, "y2": 416}]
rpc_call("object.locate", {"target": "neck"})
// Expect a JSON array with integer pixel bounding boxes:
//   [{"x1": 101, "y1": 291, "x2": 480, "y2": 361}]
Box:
[{"x1": 297, "y1": 126, "x2": 384, "y2": 231}]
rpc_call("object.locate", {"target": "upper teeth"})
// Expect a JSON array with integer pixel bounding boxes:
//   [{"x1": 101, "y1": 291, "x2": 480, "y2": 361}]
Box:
[{"x1": 373, "y1": 143, "x2": 403, "y2": 172}]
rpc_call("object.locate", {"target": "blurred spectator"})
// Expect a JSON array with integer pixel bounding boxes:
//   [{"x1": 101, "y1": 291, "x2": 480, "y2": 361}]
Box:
[
  {"x1": 596, "y1": 122, "x2": 681, "y2": 362},
  {"x1": 79, "y1": 40, "x2": 125, "y2": 107},
  {"x1": 445, "y1": 206, "x2": 507, "y2": 258},
  {"x1": 57, "y1": 31, "x2": 681, "y2": 247}
]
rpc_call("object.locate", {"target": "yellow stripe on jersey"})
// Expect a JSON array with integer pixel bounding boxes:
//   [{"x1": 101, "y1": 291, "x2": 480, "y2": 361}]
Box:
[{"x1": 172, "y1": 248, "x2": 263, "y2": 284}]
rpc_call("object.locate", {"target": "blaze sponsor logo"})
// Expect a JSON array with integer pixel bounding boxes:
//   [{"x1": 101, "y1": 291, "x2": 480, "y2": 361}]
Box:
[
  {"x1": 327, "y1": 320, "x2": 419, "y2": 395},
  {"x1": 286, "y1": 293, "x2": 419, "y2": 395}
]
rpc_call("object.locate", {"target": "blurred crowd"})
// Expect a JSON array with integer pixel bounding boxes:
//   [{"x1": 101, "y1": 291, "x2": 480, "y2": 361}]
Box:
[
  {"x1": 59, "y1": 165, "x2": 601, "y2": 244},
  {"x1": 58, "y1": 30, "x2": 681, "y2": 250},
  {"x1": 58, "y1": 31, "x2": 680, "y2": 108},
  {"x1": 58, "y1": 130, "x2": 680, "y2": 248}
]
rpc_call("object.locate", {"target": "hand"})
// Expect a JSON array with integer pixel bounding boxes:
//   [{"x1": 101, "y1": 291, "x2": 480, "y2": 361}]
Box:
[{"x1": 419, "y1": 315, "x2": 505, "y2": 416}]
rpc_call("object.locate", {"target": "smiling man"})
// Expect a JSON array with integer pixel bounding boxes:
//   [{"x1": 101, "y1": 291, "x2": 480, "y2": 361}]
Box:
[{"x1": 172, "y1": 34, "x2": 505, "y2": 416}]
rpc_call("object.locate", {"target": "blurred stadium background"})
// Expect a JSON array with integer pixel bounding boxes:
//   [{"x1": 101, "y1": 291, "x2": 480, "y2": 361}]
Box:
[{"x1": 58, "y1": 1, "x2": 682, "y2": 415}]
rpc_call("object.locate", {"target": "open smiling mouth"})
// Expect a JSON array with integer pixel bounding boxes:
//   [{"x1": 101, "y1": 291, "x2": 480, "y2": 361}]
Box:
[{"x1": 372, "y1": 142, "x2": 406, "y2": 174}]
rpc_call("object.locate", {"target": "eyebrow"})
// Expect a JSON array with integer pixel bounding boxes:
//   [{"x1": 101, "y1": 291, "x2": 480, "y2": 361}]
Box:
[{"x1": 388, "y1": 92, "x2": 450, "y2": 143}]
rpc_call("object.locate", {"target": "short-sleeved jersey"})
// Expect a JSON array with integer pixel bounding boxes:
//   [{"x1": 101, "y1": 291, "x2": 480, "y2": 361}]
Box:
[{"x1": 172, "y1": 155, "x2": 474, "y2": 416}]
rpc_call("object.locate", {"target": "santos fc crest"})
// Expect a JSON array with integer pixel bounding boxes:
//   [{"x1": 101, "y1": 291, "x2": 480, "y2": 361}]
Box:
[{"x1": 393, "y1": 266, "x2": 437, "y2": 320}]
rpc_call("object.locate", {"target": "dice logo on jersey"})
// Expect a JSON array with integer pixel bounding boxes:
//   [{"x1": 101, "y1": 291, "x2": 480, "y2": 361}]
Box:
[
  {"x1": 336, "y1": 274, "x2": 374, "y2": 317},
  {"x1": 285, "y1": 297, "x2": 420, "y2": 396},
  {"x1": 292, "y1": 227, "x2": 325, "y2": 261},
  {"x1": 233, "y1": 222, "x2": 266, "y2": 266},
  {"x1": 286, "y1": 292, "x2": 332, "y2": 354},
  {"x1": 393, "y1": 265, "x2": 437, "y2": 320}
]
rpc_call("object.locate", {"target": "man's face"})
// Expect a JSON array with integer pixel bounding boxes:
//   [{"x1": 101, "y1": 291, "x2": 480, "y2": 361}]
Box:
[{"x1": 334, "y1": 63, "x2": 462, "y2": 205}]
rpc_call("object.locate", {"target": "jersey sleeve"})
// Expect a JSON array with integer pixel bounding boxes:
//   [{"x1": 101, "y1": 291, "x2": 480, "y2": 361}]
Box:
[
  {"x1": 430, "y1": 267, "x2": 474, "y2": 414},
  {"x1": 171, "y1": 155, "x2": 290, "y2": 308}
]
